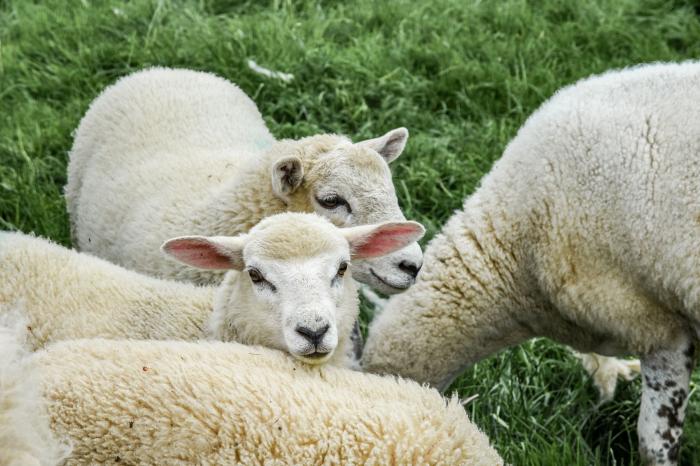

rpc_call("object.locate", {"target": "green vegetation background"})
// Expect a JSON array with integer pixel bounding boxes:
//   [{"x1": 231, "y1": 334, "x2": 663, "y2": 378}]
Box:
[{"x1": 2, "y1": 0, "x2": 700, "y2": 464}]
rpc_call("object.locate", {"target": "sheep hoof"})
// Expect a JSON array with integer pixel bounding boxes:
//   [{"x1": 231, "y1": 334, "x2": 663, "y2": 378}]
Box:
[{"x1": 575, "y1": 352, "x2": 641, "y2": 403}]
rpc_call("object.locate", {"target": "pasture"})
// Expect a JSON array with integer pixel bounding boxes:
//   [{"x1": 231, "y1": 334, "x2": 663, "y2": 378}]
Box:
[{"x1": 2, "y1": 0, "x2": 700, "y2": 463}]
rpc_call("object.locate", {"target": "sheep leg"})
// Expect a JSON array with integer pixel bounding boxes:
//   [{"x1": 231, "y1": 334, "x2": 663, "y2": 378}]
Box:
[
  {"x1": 638, "y1": 337, "x2": 694, "y2": 465},
  {"x1": 575, "y1": 352, "x2": 640, "y2": 402}
]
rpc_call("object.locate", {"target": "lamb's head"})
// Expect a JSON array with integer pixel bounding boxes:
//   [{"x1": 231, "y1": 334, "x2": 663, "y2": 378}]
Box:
[
  {"x1": 269, "y1": 128, "x2": 424, "y2": 295},
  {"x1": 162, "y1": 213, "x2": 424, "y2": 365}
]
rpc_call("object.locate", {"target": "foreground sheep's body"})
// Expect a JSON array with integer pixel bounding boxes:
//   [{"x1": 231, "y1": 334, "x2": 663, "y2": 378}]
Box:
[
  {"x1": 363, "y1": 62, "x2": 700, "y2": 465},
  {"x1": 29, "y1": 338, "x2": 502, "y2": 465},
  {"x1": 0, "y1": 316, "x2": 69, "y2": 466},
  {"x1": 65, "y1": 67, "x2": 423, "y2": 295},
  {"x1": 0, "y1": 213, "x2": 423, "y2": 366}
]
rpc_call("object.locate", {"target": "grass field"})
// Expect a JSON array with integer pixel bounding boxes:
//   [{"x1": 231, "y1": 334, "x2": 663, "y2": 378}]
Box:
[{"x1": 2, "y1": 0, "x2": 700, "y2": 464}]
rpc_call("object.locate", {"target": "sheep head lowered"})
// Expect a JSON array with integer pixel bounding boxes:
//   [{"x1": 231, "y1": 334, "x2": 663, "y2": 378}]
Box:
[
  {"x1": 269, "y1": 128, "x2": 423, "y2": 295},
  {"x1": 163, "y1": 213, "x2": 424, "y2": 365}
]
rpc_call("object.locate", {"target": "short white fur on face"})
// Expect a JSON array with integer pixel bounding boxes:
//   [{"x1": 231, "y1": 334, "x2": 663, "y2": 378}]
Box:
[
  {"x1": 304, "y1": 129, "x2": 424, "y2": 295},
  {"x1": 245, "y1": 253, "x2": 348, "y2": 364},
  {"x1": 162, "y1": 213, "x2": 424, "y2": 364}
]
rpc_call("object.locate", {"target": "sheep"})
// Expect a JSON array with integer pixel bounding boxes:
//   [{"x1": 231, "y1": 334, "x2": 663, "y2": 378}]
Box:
[
  {"x1": 360, "y1": 283, "x2": 640, "y2": 402},
  {"x1": 362, "y1": 62, "x2": 700, "y2": 465},
  {"x1": 0, "y1": 311, "x2": 70, "y2": 466},
  {"x1": 0, "y1": 212, "x2": 423, "y2": 366},
  {"x1": 65, "y1": 67, "x2": 423, "y2": 295},
  {"x1": 25, "y1": 337, "x2": 503, "y2": 465}
]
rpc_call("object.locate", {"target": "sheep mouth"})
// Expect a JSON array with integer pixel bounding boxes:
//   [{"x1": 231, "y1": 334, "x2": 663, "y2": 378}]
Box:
[
  {"x1": 295, "y1": 350, "x2": 333, "y2": 365},
  {"x1": 370, "y1": 269, "x2": 411, "y2": 291}
]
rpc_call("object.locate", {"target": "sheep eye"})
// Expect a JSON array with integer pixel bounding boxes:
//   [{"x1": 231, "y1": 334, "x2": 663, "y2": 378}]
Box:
[
  {"x1": 316, "y1": 194, "x2": 351, "y2": 213},
  {"x1": 248, "y1": 268, "x2": 264, "y2": 283},
  {"x1": 337, "y1": 262, "x2": 348, "y2": 277},
  {"x1": 247, "y1": 268, "x2": 277, "y2": 292}
]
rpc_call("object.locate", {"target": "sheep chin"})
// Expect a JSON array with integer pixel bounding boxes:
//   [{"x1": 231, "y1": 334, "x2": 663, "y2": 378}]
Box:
[{"x1": 290, "y1": 350, "x2": 335, "y2": 366}]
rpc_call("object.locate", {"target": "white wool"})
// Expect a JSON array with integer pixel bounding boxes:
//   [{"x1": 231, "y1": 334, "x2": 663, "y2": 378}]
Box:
[
  {"x1": 362, "y1": 62, "x2": 700, "y2": 464},
  {"x1": 33, "y1": 338, "x2": 502, "y2": 465},
  {"x1": 0, "y1": 230, "x2": 213, "y2": 349},
  {"x1": 364, "y1": 60, "x2": 700, "y2": 381},
  {"x1": 364, "y1": 280, "x2": 638, "y2": 401},
  {"x1": 0, "y1": 311, "x2": 70, "y2": 466},
  {"x1": 65, "y1": 67, "x2": 423, "y2": 295}
]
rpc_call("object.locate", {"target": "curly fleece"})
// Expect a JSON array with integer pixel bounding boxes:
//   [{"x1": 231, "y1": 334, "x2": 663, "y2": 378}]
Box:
[{"x1": 36, "y1": 339, "x2": 502, "y2": 465}]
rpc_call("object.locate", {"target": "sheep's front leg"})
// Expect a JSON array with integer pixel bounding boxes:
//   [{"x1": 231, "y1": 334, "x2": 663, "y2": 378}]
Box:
[{"x1": 638, "y1": 337, "x2": 694, "y2": 465}]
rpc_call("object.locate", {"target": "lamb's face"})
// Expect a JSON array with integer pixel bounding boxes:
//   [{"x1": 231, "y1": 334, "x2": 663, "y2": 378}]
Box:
[
  {"x1": 162, "y1": 213, "x2": 425, "y2": 365},
  {"x1": 271, "y1": 129, "x2": 424, "y2": 295},
  {"x1": 310, "y1": 146, "x2": 424, "y2": 295},
  {"x1": 238, "y1": 245, "x2": 354, "y2": 365}
]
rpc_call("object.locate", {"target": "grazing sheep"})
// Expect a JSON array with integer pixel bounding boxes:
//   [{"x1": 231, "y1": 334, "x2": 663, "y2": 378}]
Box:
[
  {"x1": 29, "y1": 337, "x2": 502, "y2": 465},
  {"x1": 0, "y1": 213, "x2": 423, "y2": 366},
  {"x1": 65, "y1": 67, "x2": 422, "y2": 295},
  {"x1": 0, "y1": 312, "x2": 69, "y2": 466},
  {"x1": 359, "y1": 285, "x2": 641, "y2": 402},
  {"x1": 362, "y1": 62, "x2": 700, "y2": 465}
]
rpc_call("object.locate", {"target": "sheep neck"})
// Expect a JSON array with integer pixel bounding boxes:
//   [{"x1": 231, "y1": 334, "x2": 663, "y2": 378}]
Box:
[
  {"x1": 364, "y1": 187, "x2": 547, "y2": 389},
  {"x1": 454, "y1": 183, "x2": 630, "y2": 359},
  {"x1": 443, "y1": 198, "x2": 540, "y2": 364},
  {"x1": 194, "y1": 153, "x2": 309, "y2": 237}
]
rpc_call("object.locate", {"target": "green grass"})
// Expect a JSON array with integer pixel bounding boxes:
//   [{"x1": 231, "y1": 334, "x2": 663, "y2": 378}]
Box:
[{"x1": 2, "y1": 0, "x2": 700, "y2": 463}]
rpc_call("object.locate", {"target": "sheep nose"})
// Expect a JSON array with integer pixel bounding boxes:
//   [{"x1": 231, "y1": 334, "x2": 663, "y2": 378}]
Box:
[
  {"x1": 398, "y1": 260, "x2": 422, "y2": 279},
  {"x1": 296, "y1": 324, "x2": 329, "y2": 346}
]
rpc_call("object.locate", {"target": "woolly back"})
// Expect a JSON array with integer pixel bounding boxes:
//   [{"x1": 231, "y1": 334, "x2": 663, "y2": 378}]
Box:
[{"x1": 37, "y1": 338, "x2": 503, "y2": 465}]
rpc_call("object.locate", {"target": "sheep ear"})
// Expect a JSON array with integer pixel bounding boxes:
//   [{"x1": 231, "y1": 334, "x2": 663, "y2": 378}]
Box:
[
  {"x1": 161, "y1": 235, "x2": 246, "y2": 270},
  {"x1": 357, "y1": 128, "x2": 409, "y2": 164},
  {"x1": 342, "y1": 221, "x2": 425, "y2": 259},
  {"x1": 271, "y1": 156, "x2": 304, "y2": 199}
]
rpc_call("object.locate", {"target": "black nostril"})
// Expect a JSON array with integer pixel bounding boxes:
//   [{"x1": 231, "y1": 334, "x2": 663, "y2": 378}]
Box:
[
  {"x1": 295, "y1": 324, "x2": 330, "y2": 346},
  {"x1": 398, "y1": 260, "x2": 421, "y2": 279}
]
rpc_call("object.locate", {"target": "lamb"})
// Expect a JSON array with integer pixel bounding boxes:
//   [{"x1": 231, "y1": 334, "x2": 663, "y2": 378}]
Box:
[
  {"x1": 65, "y1": 67, "x2": 423, "y2": 295},
  {"x1": 0, "y1": 333, "x2": 502, "y2": 465},
  {"x1": 0, "y1": 212, "x2": 423, "y2": 366},
  {"x1": 362, "y1": 62, "x2": 700, "y2": 465},
  {"x1": 360, "y1": 285, "x2": 640, "y2": 402}
]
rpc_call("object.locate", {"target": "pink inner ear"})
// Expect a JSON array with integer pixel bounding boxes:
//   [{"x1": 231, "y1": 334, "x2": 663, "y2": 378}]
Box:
[
  {"x1": 353, "y1": 224, "x2": 421, "y2": 259},
  {"x1": 164, "y1": 239, "x2": 233, "y2": 270}
]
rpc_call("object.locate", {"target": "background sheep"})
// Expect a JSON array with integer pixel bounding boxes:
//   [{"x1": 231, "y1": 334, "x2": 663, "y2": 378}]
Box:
[
  {"x1": 0, "y1": 213, "x2": 423, "y2": 366},
  {"x1": 360, "y1": 286, "x2": 640, "y2": 402},
  {"x1": 362, "y1": 62, "x2": 700, "y2": 465},
  {"x1": 65, "y1": 67, "x2": 423, "y2": 295},
  {"x1": 26, "y1": 337, "x2": 502, "y2": 465}
]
